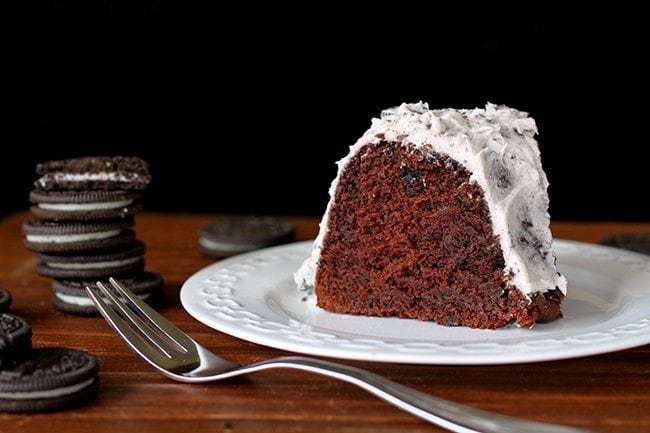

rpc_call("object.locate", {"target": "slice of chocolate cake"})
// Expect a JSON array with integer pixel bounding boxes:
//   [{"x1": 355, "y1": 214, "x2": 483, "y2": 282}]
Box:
[{"x1": 295, "y1": 102, "x2": 567, "y2": 329}]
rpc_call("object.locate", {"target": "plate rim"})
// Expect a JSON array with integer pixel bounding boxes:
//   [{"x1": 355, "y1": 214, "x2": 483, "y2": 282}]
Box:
[{"x1": 180, "y1": 239, "x2": 650, "y2": 365}]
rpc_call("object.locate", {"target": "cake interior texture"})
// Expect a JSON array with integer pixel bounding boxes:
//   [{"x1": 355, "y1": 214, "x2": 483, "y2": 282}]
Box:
[{"x1": 315, "y1": 141, "x2": 563, "y2": 329}]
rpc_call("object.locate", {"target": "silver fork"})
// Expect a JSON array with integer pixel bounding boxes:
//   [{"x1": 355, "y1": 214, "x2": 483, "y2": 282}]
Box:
[{"x1": 87, "y1": 278, "x2": 592, "y2": 433}]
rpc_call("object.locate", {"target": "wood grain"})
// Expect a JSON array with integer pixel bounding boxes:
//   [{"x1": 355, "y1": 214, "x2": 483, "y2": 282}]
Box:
[{"x1": 1, "y1": 212, "x2": 649, "y2": 433}]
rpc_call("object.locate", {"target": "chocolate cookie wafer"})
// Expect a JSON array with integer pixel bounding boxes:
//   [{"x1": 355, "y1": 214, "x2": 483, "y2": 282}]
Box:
[
  {"x1": 36, "y1": 241, "x2": 145, "y2": 279},
  {"x1": 23, "y1": 219, "x2": 135, "y2": 253},
  {"x1": 52, "y1": 272, "x2": 164, "y2": 315},
  {"x1": 0, "y1": 288, "x2": 11, "y2": 312},
  {"x1": 0, "y1": 313, "x2": 32, "y2": 369},
  {"x1": 199, "y1": 216, "x2": 294, "y2": 258},
  {"x1": 602, "y1": 234, "x2": 650, "y2": 256},
  {"x1": 30, "y1": 190, "x2": 143, "y2": 221},
  {"x1": 35, "y1": 156, "x2": 151, "y2": 191},
  {"x1": 0, "y1": 348, "x2": 99, "y2": 413}
]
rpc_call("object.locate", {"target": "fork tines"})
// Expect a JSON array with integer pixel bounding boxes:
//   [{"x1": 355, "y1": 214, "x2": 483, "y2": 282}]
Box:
[{"x1": 86, "y1": 278, "x2": 194, "y2": 360}]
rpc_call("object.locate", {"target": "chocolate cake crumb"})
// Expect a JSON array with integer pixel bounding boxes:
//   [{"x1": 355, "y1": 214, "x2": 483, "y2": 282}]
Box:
[{"x1": 314, "y1": 142, "x2": 563, "y2": 329}]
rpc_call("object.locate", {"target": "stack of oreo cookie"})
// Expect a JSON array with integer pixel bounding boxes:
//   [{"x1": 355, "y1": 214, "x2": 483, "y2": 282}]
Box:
[{"x1": 23, "y1": 156, "x2": 164, "y2": 315}]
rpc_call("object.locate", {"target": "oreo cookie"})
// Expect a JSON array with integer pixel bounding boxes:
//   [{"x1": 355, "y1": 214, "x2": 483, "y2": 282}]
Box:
[
  {"x1": 199, "y1": 216, "x2": 294, "y2": 258},
  {"x1": 35, "y1": 156, "x2": 151, "y2": 191},
  {"x1": 0, "y1": 348, "x2": 99, "y2": 413},
  {"x1": 23, "y1": 219, "x2": 135, "y2": 253},
  {"x1": 36, "y1": 241, "x2": 146, "y2": 279},
  {"x1": 0, "y1": 313, "x2": 32, "y2": 369},
  {"x1": 52, "y1": 272, "x2": 164, "y2": 315},
  {"x1": 30, "y1": 190, "x2": 143, "y2": 221},
  {"x1": 0, "y1": 288, "x2": 11, "y2": 312},
  {"x1": 602, "y1": 234, "x2": 650, "y2": 256}
]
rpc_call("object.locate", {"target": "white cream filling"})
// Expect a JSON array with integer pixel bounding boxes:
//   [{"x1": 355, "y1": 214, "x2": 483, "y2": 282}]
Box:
[
  {"x1": 37, "y1": 172, "x2": 140, "y2": 187},
  {"x1": 38, "y1": 199, "x2": 133, "y2": 211},
  {"x1": 199, "y1": 237, "x2": 260, "y2": 253},
  {"x1": 47, "y1": 256, "x2": 141, "y2": 270},
  {"x1": 0, "y1": 377, "x2": 96, "y2": 400},
  {"x1": 56, "y1": 291, "x2": 151, "y2": 306},
  {"x1": 26, "y1": 230, "x2": 122, "y2": 244}
]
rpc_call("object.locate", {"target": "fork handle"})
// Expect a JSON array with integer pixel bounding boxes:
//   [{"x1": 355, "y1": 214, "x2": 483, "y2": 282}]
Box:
[{"x1": 243, "y1": 356, "x2": 591, "y2": 433}]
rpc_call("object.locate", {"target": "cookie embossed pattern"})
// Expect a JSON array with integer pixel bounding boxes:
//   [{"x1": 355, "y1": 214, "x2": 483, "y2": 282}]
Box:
[{"x1": 181, "y1": 240, "x2": 650, "y2": 365}]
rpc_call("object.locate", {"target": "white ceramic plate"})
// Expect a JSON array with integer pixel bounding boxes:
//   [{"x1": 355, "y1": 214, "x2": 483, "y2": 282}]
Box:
[{"x1": 180, "y1": 240, "x2": 650, "y2": 365}]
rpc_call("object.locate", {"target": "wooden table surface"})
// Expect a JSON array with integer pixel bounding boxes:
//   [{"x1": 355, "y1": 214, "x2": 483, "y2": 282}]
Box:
[{"x1": 1, "y1": 212, "x2": 650, "y2": 433}]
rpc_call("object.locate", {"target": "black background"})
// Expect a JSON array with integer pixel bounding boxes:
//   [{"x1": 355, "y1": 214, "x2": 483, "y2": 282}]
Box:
[{"x1": 2, "y1": 2, "x2": 647, "y2": 220}]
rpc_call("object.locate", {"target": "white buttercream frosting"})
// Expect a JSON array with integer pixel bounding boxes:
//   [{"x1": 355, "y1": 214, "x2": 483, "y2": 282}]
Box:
[
  {"x1": 47, "y1": 256, "x2": 141, "y2": 270},
  {"x1": 295, "y1": 102, "x2": 567, "y2": 298},
  {"x1": 37, "y1": 172, "x2": 140, "y2": 188},
  {"x1": 26, "y1": 229, "x2": 122, "y2": 244},
  {"x1": 38, "y1": 199, "x2": 133, "y2": 211}
]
